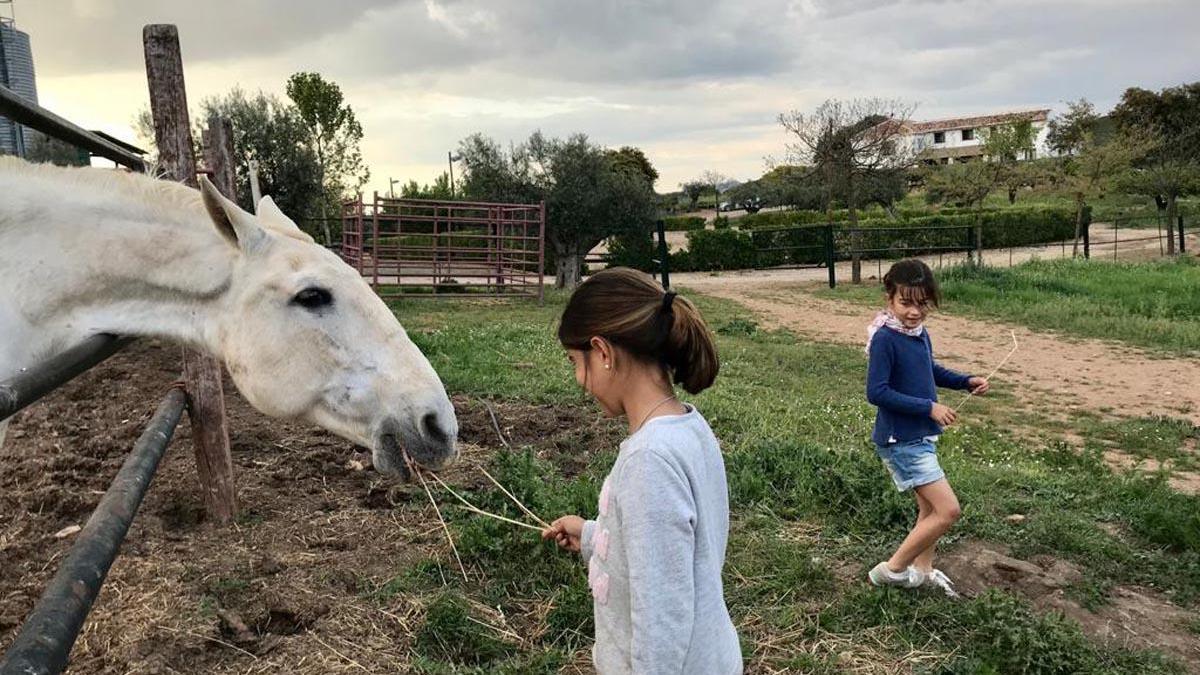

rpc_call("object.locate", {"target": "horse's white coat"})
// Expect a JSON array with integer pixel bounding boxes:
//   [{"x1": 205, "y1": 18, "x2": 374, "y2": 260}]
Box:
[{"x1": 0, "y1": 158, "x2": 457, "y2": 474}]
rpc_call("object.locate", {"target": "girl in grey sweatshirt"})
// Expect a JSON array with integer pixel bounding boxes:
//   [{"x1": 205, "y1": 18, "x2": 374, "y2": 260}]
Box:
[{"x1": 542, "y1": 268, "x2": 742, "y2": 675}]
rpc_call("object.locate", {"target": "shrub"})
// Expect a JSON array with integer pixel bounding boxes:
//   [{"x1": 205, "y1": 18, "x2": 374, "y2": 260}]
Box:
[
  {"x1": 662, "y1": 215, "x2": 706, "y2": 232},
  {"x1": 606, "y1": 231, "x2": 656, "y2": 272},
  {"x1": 680, "y1": 228, "x2": 757, "y2": 271}
]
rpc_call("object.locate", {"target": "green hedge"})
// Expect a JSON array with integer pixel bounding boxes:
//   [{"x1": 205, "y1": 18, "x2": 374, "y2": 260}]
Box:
[
  {"x1": 673, "y1": 207, "x2": 1077, "y2": 271},
  {"x1": 662, "y1": 216, "x2": 706, "y2": 232},
  {"x1": 671, "y1": 229, "x2": 756, "y2": 272},
  {"x1": 737, "y1": 205, "x2": 1007, "y2": 231}
]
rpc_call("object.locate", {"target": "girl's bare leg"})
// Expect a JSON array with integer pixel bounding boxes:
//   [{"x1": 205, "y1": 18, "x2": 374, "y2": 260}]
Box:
[{"x1": 886, "y1": 479, "x2": 960, "y2": 572}]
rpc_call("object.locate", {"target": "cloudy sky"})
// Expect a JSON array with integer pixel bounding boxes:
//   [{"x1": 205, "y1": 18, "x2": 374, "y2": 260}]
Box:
[{"x1": 10, "y1": 0, "x2": 1200, "y2": 196}]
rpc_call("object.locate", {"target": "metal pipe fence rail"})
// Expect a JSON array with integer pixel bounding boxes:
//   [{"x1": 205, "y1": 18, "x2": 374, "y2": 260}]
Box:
[{"x1": 0, "y1": 389, "x2": 187, "y2": 675}]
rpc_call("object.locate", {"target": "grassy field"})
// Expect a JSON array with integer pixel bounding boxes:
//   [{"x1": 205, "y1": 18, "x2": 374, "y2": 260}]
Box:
[
  {"x1": 367, "y1": 287, "x2": 1200, "y2": 673},
  {"x1": 821, "y1": 257, "x2": 1200, "y2": 356}
]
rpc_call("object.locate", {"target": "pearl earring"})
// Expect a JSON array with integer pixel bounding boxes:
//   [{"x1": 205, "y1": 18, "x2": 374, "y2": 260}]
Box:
[{"x1": 604, "y1": 363, "x2": 611, "y2": 370}]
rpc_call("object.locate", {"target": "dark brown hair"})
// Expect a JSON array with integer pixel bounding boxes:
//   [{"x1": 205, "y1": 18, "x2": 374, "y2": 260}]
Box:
[
  {"x1": 558, "y1": 267, "x2": 719, "y2": 394},
  {"x1": 883, "y1": 258, "x2": 941, "y2": 307}
]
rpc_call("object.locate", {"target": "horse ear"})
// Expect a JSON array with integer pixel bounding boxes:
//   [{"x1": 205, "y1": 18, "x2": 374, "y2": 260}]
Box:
[
  {"x1": 200, "y1": 175, "x2": 266, "y2": 253},
  {"x1": 257, "y1": 195, "x2": 313, "y2": 241}
]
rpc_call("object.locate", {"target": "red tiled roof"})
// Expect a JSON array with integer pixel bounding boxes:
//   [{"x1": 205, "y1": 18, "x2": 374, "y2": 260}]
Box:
[{"x1": 905, "y1": 109, "x2": 1050, "y2": 134}]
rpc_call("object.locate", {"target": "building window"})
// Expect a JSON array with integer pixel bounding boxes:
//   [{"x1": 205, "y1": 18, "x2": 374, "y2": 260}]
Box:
[
  {"x1": 933, "y1": 131, "x2": 946, "y2": 144},
  {"x1": 961, "y1": 128, "x2": 975, "y2": 141}
]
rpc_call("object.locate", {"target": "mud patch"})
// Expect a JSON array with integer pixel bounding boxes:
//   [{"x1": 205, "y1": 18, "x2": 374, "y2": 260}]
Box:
[
  {"x1": 940, "y1": 541, "x2": 1200, "y2": 669},
  {"x1": 0, "y1": 340, "x2": 616, "y2": 673}
]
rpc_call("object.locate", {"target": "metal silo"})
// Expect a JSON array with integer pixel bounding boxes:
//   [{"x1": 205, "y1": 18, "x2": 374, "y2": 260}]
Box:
[{"x1": 0, "y1": 1, "x2": 38, "y2": 156}]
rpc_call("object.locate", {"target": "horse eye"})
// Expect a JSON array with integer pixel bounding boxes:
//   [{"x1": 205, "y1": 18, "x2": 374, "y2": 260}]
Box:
[{"x1": 291, "y1": 287, "x2": 333, "y2": 310}]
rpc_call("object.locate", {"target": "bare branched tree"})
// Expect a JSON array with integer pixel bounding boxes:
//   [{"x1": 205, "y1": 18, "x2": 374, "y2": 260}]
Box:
[{"x1": 778, "y1": 98, "x2": 916, "y2": 282}]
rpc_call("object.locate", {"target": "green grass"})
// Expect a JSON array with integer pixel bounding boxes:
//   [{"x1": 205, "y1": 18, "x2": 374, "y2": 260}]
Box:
[
  {"x1": 375, "y1": 290, "x2": 1196, "y2": 671},
  {"x1": 821, "y1": 257, "x2": 1200, "y2": 355}
]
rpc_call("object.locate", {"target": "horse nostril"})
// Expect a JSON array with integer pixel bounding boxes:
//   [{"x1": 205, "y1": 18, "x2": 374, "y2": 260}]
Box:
[{"x1": 422, "y1": 412, "x2": 449, "y2": 444}]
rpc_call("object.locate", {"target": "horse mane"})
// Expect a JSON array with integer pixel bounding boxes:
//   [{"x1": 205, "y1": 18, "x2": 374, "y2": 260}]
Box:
[
  {"x1": 1, "y1": 157, "x2": 314, "y2": 243},
  {"x1": 1, "y1": 156, "x2": 208, "y2": 227}
]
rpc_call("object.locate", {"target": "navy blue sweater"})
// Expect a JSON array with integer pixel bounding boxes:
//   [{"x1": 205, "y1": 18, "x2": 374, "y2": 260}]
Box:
[{"x1": 866, "y1": 326, "x2": 973, "y2": 446}]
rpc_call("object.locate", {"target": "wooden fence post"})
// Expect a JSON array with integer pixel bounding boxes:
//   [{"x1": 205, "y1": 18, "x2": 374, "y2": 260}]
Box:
[{"x1": 143, "y1": 24, "x2": 238, "y2": 525}]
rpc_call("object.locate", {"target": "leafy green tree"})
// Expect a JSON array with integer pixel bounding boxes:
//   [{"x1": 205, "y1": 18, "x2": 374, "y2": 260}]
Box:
[
  {"x1": 1111, "y1": 83, "x2": 1200, "y2": 253},
  {"x1": 983, "y1": 120, "x2": 1039, "y2": 203},
  {"x1": 679, "y1": 181, "x2": 707, "y2": 209},
  {"x1": 286, "y1": 72, "x2": 370, "y2": 244},
  {"x1": 400, "y1": 172, "x2": 454, "y2": 200},
  {"x1": 458, "y1": 132, "x2": 655, "y2": 288},
  {"x1": 197, "y1": 89, "x2": 323, "y2": 230},
  {"x1": 1046, "y1": 99, "x2": 1100, "y2": 156},
  {"x1": 136, "y1": 90, "x2": 325, "y2": 235},
  {"x1": 606, "y1": 146, "x2": 659, "y2": 188},
  {"x1": 23, "y1": 131, "x2": 90, "y2": 167},
  {"x1": 1061, "y1": 131, "x2": 1149, "y2": 256}
]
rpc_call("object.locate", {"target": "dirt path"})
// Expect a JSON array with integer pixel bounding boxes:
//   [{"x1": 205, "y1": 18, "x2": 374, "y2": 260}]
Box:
[{"x1": 681, "y1": 279, "x2": 1200, "y2": 427}]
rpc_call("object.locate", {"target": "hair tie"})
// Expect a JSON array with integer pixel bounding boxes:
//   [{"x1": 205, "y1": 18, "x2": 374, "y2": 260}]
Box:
[{"x1": 661, "y1": 291, "x2": 677, "y2": 314}]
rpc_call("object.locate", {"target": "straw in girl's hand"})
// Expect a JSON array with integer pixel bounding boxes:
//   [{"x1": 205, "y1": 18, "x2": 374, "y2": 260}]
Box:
[{"x1": 954, "y1": 330, "x2": 1018, "y2": 412}]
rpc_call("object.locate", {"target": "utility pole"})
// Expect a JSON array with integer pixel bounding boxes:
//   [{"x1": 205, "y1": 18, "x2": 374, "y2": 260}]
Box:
[
  {"x1": 389, "y1": 177, "x2": 399, "y2": 199},
  {"x1": 247, "y1": 159, "x2": 262, "y2": 210},
  {"x1": 448, "y1": 151, "x2": 461, "y2": 197}
]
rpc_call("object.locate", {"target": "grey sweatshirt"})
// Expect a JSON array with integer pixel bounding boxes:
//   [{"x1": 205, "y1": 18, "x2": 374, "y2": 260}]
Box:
[{"x1": 581, "y1": 405, "x2": 742, "y2": 675}]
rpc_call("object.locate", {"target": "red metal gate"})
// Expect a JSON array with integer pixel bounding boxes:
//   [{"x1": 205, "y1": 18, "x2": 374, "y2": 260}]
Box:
[{"x1": 341, "y1": 193, "x2": 545, "y2": 300}]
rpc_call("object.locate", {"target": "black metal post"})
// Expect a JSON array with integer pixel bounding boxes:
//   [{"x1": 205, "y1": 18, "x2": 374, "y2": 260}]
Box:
[
  {"x1": 655, "y1": 218, "x2": 670, "y2": 289},
  {"x1": 0, "y1": 388, "x2": 186, "y2": 675},
  {"x1": 1083, "y1": 221, "x2": 1090, "y2": 259},
  {"x1": 1, "y1": 335, "x2": 134, "y2": 423},
  {"x1": 1180, "y1": 215, "x2": 1186, "y2": 254},
  {"x1": 824, "y1": 224, "x2": 836, "y2": 288}
]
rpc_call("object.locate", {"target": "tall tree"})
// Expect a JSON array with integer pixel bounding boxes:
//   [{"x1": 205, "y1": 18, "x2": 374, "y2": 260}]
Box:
[
  {"x1": 983, "y1": 120, "x2": 1039, "y2": 203},
  {"x1": 1060, "y1": 131, "x2": 1149, "y2": 256},
  {"x1": 458, "y1": 131, "x2": 655, "y2": 288},
  {"x1": 23, "y1": 131, "x2": 90, "y2": 167},
  {"x1": 197, "y1": 89, "x2": 323, "y2": 228},
  {"x1": 136, "y1": 91, "x2": 324, "y2": 234},
  {"x1": 1046, "y1": 99, "x2": 1100, "y2": 156},
  {"x1": 697, "y1": 170, "x2": 729, "y2": 210},
  {"x1": 1111, "y1": 82, "x2": 1200, "y2": 254},
  {"x1": 923, "y1": 161, "x2": 999, "y2": 262},
  {"x1": 679, "y1": 181, "x2": 707, "y2": 209},
  {"x1": 606, "y1": 146, "x2": 659, "y2": 188},
  {"x1": 400, "y1": 172, "x2": 454, "y2": 200},
  {"x1": 779, "y1": 98, "x2": 915, "y2": 282},
  {"x1": 286, "y1": 72, "x2": 370, "y2": 245}
]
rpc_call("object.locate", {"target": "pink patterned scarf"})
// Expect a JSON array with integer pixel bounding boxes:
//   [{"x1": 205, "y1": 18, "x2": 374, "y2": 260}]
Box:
[{"x1": 865, "y1": 310, "x2": 925, "y2": 355}]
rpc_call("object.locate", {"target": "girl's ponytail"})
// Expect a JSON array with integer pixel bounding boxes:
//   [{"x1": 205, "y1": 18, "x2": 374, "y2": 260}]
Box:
[
  {"x1": 558, "y1": 268, "x2": 719, "y2": 394},
  {"x1": 661, "y1": 292, "x2": 719, "y2": 394}
]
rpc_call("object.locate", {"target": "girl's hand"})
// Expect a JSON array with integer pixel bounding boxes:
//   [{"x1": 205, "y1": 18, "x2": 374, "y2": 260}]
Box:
[
  {"x1": 542, "y1": 515, "x2": 585, "y2": 553},
  {"x1": 968, "y1": 377, "x2": 990, "y2": 395},
  {"x1": 930, "y1": 402, "x2": 957, "y2": 426}
]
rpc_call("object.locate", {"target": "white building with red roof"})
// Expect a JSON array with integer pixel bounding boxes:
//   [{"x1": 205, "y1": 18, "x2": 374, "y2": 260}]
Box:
[{"x1": 899, "y1": 109, "x2": 1053, "y2": 164}]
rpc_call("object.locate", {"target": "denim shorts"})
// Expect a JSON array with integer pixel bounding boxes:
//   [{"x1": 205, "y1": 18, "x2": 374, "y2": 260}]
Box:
[{"x1": 876, "y1": 438, "x2": 945, "y2": 492}]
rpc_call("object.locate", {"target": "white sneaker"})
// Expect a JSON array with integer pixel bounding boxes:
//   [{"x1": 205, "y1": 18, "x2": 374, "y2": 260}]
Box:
[
  {"x1": 868, "y1": 562, "x2": 925, "y2": 589},
  {"x1": 914, "y1": 567, "x2": 960, "y2": 598}
]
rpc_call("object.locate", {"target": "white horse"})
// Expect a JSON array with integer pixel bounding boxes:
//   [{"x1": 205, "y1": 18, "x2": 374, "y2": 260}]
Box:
[{"x1": 0, "y1": 157, "x2": 457, "y2": 478}]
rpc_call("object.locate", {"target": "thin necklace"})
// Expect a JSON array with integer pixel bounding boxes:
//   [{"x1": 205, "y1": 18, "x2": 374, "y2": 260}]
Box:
[{"x1": 634, "y1": 393, "x2": 678, "y2": 433}]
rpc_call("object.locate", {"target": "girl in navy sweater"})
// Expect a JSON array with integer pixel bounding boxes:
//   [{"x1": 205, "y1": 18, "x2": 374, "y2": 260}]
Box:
[{"x1": 865, "y1": 259, "x2": 988, "y2": 597}]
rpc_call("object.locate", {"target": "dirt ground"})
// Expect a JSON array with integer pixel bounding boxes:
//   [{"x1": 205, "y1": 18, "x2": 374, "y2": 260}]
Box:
[
  {"x1": 3, "y1": 316, "x2": 1199, "y2": 671},
  {"x1": 0, "y1": 340, "x2": 621, "y2": 674}
]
